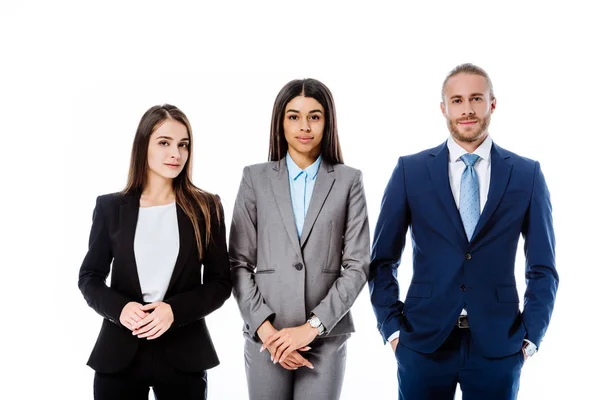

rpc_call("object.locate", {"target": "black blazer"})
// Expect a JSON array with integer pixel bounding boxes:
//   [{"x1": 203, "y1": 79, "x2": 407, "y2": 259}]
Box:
[{"x1": 78, "y1": 191, "x2": 232, "y2": 374}]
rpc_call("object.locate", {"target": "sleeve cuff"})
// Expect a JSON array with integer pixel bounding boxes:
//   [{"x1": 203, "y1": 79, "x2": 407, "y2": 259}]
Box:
[
  {"x1": 387, "y1": 330, "x2": 400, "y2": 343},
  {"x1": 248, "y1": 304, "x2": 275, "y2": 337}
]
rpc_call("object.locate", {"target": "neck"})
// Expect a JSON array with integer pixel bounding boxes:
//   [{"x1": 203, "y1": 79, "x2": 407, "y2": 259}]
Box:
[
  {"x1": 453, "y1": 132, "x2": 488, "y2": 154},
  {"x1": 142, "y1": 172, "x2": 175, "y2": 204},
  {"x1": 288, "y1": 148, "x2": 320, "y2": 170}
]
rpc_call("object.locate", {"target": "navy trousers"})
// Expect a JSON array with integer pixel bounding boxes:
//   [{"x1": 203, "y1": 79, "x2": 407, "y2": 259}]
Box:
[{"x1": 395, "y1": 326, "x2": 524, "y2": 400}]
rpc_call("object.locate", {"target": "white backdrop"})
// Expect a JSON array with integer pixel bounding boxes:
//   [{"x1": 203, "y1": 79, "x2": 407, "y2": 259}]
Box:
[{"x1": 2, "y1": 1, "x2": 598, "y2": 399}]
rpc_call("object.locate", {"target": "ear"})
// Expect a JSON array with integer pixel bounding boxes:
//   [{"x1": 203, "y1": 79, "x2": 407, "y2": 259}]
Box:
[
  {"x1": 490, "y1": 98, "x2": 497, "y2": 114},
  {"x1": 440, "y1": 101, "x2": 447, "y2": 118}
]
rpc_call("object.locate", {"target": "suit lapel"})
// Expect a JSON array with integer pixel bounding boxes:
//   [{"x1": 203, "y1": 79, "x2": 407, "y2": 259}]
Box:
[
  {"x1": 427, "y1": 143, "x2": 468, "y2": 244},
  {"x1": 165, "y1": 204, "x2": 194, "y2": 295},
  {"x1": 471, "y1": 143, "x2": 512, "y2": 241},
  {"x1": 270, "y1": 160, "x2": 303, "y2": 260},
  {"x1": 119, "y1": 192, "x2": 144, "y2": 300},
  {"x1": 299, "y1": 160, "x2": 335, "y2": 248}
]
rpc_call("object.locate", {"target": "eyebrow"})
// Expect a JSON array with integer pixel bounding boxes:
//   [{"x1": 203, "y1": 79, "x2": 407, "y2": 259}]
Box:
[
  {"x1": 450, "y1": 93, "x2": 485, "y2": 99},
  {"x1": 156, "y1": 136, "x2": 190, "y2": 141},
  {"x1": 286, "y1": 109, "x2": 324, "y2": 114}
]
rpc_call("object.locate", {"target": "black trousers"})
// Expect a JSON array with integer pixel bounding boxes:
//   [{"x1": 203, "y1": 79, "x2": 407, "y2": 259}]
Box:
[{"x1": 93, "y1": 339, "x2": 207, "y2": 400}]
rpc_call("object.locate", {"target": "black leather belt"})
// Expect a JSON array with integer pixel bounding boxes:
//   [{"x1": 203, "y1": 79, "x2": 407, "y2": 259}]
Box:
[{"x1": 457, "y1": 315, "x2": 470, "y2": 329}]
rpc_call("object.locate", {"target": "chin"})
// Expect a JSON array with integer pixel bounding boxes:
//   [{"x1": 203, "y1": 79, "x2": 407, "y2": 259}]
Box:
[{"x1": 160, "y1": 170, "x2": 182, "y2": 179}]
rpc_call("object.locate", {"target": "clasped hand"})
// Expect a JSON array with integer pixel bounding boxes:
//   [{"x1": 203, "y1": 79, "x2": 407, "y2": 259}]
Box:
[
  {"x1": 259, "y1": 321, "x2": 318, "y2": 369},
  {"x1": 119, "y1": 301, "x2": 174, "y2": 340}
]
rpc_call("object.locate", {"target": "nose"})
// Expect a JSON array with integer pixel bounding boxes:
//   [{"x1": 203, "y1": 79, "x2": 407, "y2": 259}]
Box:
[
  {"x1": 170, "y1": 148, "x2": 182, "y2": 160},
  {"x1": 462, "y1": 102, "x2": 475, "y2": 116},
  {"x1": 300, "y1": 118, "x2": 311, "y2": 133}
]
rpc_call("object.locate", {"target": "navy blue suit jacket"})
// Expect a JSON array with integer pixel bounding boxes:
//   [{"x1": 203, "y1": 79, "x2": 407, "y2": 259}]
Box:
[{"x1": 369, "y1": 141, "x2": 558, "y2": 358}]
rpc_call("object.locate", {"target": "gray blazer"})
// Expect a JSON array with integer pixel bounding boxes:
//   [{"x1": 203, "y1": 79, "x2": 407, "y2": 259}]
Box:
[{"x1": 229, "y1": 158, "x2": 370, "y2": 339}]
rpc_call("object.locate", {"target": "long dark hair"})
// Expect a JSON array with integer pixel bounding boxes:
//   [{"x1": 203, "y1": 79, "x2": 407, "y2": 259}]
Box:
[
  {"x1": 268, "y1": 78, "x2": 344, "y2": 164},
  {"x1": 122, "y1": 104, "x2": 220, "y2": 259}
]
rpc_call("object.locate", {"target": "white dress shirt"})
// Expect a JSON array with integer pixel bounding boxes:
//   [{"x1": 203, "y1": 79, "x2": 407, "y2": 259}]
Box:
[
  {"x1": 387, "y1": 135, "x2": 493, "y2": 343},
  {"x1": 134, "y1": 202, "x2": 179, "y2": 303}
]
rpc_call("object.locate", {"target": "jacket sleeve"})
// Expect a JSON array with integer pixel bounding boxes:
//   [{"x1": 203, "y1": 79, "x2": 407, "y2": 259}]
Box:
[
  {"x1": 521, "y1": 161, "x2": 559, "y2": 349},
  {"x1": 369, "y1": 157, "x2": 411, "y2": 343},
  {"x1": 165, "y1": 196, "x2": 233, "y2": 328},
  {"x1": 229, "y1": 167, "x2": 275, "y2": 337},
  {"x1": 78, "y1": 196, "x2": 132, "y2": 327},
  {"x1": 310, "y1": 169, "x2": 370, "y2": 333}
]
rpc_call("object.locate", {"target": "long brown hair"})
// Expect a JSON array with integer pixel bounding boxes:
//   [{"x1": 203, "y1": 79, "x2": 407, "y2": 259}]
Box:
[
  {"x1": 122, "y1": 104, "x2": 220, "y2": 259},
  {"x1": 268, "y1": 78, "x2": 344, "y2": 164}
]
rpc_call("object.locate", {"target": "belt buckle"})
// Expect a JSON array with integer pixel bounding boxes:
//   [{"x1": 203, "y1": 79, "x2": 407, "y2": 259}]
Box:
[{"x1": 457, "y1": 315, "x2": 469, "y2": 329}]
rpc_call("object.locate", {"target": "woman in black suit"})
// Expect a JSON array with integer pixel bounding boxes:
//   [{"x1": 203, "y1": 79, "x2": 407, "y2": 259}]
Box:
[{"x1": 78, "y1": 104, "x2": 232, "y2": 400}]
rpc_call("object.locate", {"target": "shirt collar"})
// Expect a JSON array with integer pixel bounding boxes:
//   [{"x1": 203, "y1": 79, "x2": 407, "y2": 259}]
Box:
[
  {"x1": 286, "y1": 152, "x2": 322, "y2": 181},
  {"x1": 447, "y1": 134, "x2": 493, "y2": 162}
]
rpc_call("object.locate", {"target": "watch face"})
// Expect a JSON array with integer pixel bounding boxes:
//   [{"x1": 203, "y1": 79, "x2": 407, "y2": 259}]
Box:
[
  {"x1": 524, "y1": 345, "x2": 536, "y2": 357},
  {"x1": 310, "y1": 316, "x2": 321, "y2": 327}
]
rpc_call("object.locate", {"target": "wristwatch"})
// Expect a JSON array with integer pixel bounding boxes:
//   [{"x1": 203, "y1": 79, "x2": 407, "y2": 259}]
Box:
[
  {"x1": 523, "y1": 341, "x2": 538, "y2": 358},
  {"x1": 308, "y1": 315, "x2": 326, "y2": 336}
]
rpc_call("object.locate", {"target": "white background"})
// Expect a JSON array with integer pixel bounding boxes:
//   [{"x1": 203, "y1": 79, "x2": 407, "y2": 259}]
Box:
[{"x1": 2, "y1": 1, "x2": 598, "y2": 399}]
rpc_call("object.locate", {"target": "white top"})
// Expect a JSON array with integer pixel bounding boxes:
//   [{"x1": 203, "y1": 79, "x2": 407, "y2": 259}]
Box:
[
  {"x1": 387, "y1": 135, "x2": 493, "y2": 343},
  {"x1": 133, "y1": 202, "x2": 179, "y2": 303}
]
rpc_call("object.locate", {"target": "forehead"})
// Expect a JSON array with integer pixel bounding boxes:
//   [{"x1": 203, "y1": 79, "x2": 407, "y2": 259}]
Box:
[
  {"x1": 285, "y1": 95, "x2": 324, "y2": 111},
  {"x1": 153, "y1": 119, "x2": 189, "y2": 139},
  {"x1": 444, "y1": 73, "x2": 490, "y2": 98}
]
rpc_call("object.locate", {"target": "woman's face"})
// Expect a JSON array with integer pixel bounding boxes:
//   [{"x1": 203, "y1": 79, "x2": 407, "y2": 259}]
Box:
[
  {"x1": 147, "y1": 119, "x2": 190, "y2": 180},
  {"x1": 283, "y1": 96, "x2": 325, "y2": 160}
]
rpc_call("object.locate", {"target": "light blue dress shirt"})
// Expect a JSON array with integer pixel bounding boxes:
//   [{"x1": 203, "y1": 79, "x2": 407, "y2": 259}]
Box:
[{"x1": 286, "y1": 152, "x2": 322, "y2": 238}]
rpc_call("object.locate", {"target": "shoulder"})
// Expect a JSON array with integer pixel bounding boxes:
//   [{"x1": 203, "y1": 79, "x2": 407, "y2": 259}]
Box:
[
  {"x1": 494, "y1": 143, "x2": 539, "y2": 170},
  {"x1": 402, "y1": 143, "x2": 445, "y2": 164},
  {"x1": 332, "y1": 163, "x2": 361, "y2": 178},
  {"x1": 95, "y1": 192, "x2": 128, "y2": 209},
  {"x1": 331, "y1": 163, "x2": 364, "y2": 188},
  {"x1": 243, "y1": 161, "x2": 278, "y2": 176}
]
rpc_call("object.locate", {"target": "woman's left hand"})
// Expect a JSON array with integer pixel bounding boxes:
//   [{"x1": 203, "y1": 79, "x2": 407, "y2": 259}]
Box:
[
  {"x1": 261, "y1": 323, "x2": 318, "y2": 364},
  {"x1": 132, "y1": 302, "x2": 174, "y2": 340}
]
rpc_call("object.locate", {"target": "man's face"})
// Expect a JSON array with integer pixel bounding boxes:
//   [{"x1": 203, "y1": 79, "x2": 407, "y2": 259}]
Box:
[{"x1": 441, "y1": 73, "x2": 496, "y2": 144}]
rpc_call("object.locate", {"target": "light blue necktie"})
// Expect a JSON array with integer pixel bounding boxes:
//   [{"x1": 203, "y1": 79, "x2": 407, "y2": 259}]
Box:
[{"x1": 459, "y1": 153, "x2": 481, "y2": 241}]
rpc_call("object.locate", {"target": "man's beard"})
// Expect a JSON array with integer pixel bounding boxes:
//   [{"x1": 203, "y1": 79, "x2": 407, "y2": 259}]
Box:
[{"x1": 447, "y1": 114, "x2": 491, "y2": 143}]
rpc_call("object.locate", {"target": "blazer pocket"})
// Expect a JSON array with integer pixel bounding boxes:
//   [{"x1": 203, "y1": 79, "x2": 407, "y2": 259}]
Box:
[
  {"x1": 255, "y1": 269, "x2": 275, "y2": 275},
  {"x1": 496, "y1": 285, "x2": 519, "y2": 303},
  {"x1": 406, "y1": 282, "x2": 433, "y2": 299}
]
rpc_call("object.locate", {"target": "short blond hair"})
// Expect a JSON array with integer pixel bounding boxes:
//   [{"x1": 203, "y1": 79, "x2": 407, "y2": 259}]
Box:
[{"x1": 442, "y1": 63, "x2": 495, "y2": 101}]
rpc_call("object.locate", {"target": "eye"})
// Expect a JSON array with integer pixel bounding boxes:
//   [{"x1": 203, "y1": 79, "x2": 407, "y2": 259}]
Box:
[
  {"x1": 179, "y1": 142, "x2": 189, "y2": 148},
  {"x1": 310, "y1": 115, "x2": 321, "y2": 120},
  {"x1": 472, "y1": 97, "x2": 482, "y2": 102},
  {"x1": 159, "y1": 140, "x2": 169, "y2": 146},
  {"x1": 452, "y1": 99, "x2": 462, "y2": 104},
  {"x1": 288, "y1": 115, "x2": 298, "y2": 120}
]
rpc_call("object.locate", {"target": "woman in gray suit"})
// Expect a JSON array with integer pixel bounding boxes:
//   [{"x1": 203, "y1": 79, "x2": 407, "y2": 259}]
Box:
[{"x1": 229, "y1": 78, "x2": 370, "y2": 400}]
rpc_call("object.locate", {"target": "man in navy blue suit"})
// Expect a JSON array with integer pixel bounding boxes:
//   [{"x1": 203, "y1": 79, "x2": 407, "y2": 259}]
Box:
[{"x1": 369, "y1": 63, "x2": 558, "y2": 400}]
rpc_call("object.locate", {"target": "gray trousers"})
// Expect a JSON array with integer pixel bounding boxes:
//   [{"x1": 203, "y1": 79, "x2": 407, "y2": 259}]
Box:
[{"x1": 243, "y1": 333, "x2": 350, "y2": 400}]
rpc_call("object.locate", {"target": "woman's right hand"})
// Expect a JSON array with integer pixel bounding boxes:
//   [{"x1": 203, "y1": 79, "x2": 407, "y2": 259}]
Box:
[
  {"x1": 257, "y1": 320, "x2": 313, "y2": 370},
  {"x1": 119, "y1": 302, "x2": 148, "y2": 331}
]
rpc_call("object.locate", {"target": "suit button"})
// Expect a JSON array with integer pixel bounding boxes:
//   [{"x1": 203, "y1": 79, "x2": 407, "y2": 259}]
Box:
[
  {"x1": 246, "y1": 324, "x2": 250, "y2": 329},
  {"x1": 460, "y1": 284, "x2": 467, "y2": 292},
  {"x1": 465, "y1": 253, "x2": 472, "y2": 260},
  {"x1": 294, "y1": 263, "x2": 303, "y2": 271}
]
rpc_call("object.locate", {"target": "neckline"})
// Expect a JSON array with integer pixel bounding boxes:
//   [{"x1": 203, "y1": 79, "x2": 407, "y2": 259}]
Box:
[{"x1": 139, "y1": 201, "x2": 176, "y2": 210}]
